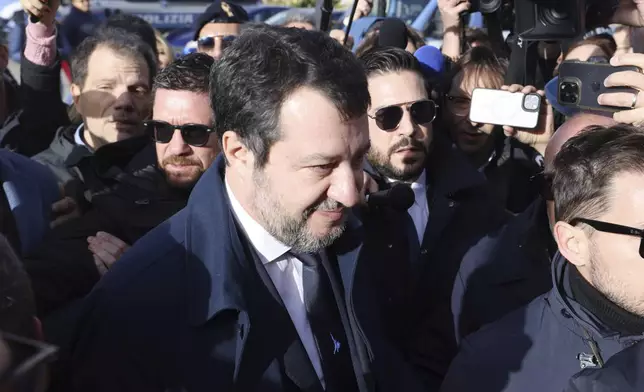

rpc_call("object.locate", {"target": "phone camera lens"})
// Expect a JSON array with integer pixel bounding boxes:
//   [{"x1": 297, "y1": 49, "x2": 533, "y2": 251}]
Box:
[
  {"x1": 523, "y1": 95, "x2": 540, "y2": 111},
  {"x1": 559, "y1": 81, "x2": 580, "y2": 105}
]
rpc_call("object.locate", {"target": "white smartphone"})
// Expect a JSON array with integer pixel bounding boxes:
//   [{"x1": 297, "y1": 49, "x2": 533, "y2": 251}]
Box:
[{"x1": 468, "y1": 88, "x2": 542, "y2": 129}]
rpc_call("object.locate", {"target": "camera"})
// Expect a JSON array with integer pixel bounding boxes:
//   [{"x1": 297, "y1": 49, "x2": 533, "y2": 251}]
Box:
[
  {"x1": 470, "y1": 0, "x2": 503, "y2": 14},
  {"x1": 522, "y1": 94, "x2": 541, "y2": 111},
  {"x1": 558, "y1": 80, "x2": 580, "y2": 105},
  {"x1": 514, "y1": 0, "x2": 585, "y2": 40},
  {"x1": 512, "y1": 0, "x2": 620, "y2": 41}
]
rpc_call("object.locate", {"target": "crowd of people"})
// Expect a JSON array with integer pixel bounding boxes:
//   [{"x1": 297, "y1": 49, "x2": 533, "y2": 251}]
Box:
[{"x1": 3, "y1": 0, "x2": 644, "y2": 391}]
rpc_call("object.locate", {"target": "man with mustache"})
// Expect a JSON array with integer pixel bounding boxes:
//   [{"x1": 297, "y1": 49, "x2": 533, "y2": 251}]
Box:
[
  {"x1": 70, "y1": 25, "x2": 425, "y2": 392},
  {"x1": 24, "y1": 53, "x2": 218, "y2": 319},
  {"x1": 24, "y1": 53, "x2": 220, "y2": 392},
  {"x1": 357, "y1": 46, "x2": 511, "y2": 389}
]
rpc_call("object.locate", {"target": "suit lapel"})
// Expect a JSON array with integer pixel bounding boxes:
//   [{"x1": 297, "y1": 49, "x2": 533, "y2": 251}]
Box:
[
  {"x1": 332, "y1": 217, "x2": 373, "y2": 392},
  {"x1": 418, "y1": 191, "x2": 457, "y2": 255}
]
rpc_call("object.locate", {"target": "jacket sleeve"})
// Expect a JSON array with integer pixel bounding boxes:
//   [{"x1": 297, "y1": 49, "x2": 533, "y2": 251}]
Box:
[
  {"x1": 70, "y1": 287, "x2": 166, "y2": 392},
  {"x1": 9, "y1": 23, "x2": 70, "y2": 156},
  {"x1": 23, "y1": 207, "x2": 115, "y2": 317},
  {"x1": 438, "y1": 340, "x2": 481, "y2": 392}
]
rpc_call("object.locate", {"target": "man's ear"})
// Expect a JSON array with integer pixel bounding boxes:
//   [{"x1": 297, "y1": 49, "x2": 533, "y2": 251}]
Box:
[
  {"x1": 221, "y1": 131, "x2": 253, "y2": 171},
  {"x1": 554, "y1": 221, "x2": 591, "y2": 268},
  {"x1": 71, "y1": 84, "x2": 82, "y2": 112}
]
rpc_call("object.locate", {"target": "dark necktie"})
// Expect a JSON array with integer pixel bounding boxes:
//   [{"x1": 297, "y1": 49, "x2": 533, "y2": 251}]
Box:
[{"x1": 294, "y1": 251, "x2": 359, "y2": 392}]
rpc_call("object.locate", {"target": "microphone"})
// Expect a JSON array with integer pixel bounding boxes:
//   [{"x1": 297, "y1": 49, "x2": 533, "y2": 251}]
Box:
[
  {"x1": 414, "y1": 45, "x2": 444, "y2": 78},
  {"x1": 377, "y1": 18, "x2": 408, "y2": 50},
  {"x1": 366, "y1": 183, "x2": 415, "y2": 212}
]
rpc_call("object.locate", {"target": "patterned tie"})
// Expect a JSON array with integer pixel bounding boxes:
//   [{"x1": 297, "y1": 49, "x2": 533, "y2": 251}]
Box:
[{"x1": 294, "y1": 251, "x2": 359, "y2": 391}]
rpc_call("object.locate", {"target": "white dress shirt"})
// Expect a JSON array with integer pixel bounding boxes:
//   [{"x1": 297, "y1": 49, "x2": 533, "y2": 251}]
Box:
[
  {"x1": 389, "y1": 170, "x2": 429, "y2": 244},
  {"x1": 225, "y1": 180, "x2": 325, "y2": 386},
  {"x1": 74, "y1": 123, "x2": 87, "y2": 147}
]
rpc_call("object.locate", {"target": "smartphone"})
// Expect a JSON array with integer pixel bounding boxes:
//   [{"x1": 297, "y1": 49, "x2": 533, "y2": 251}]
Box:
[
  {"x1": 469, "y1": 88, "x2": 542, "y2": 129},
  {"x1": 557, "y1": 60, "x2": 641, "y2": 112}
]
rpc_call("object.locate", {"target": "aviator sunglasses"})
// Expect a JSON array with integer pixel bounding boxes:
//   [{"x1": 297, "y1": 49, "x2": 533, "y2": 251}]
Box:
[
  {"x1": 368, "y1": 99, "x2": 438, "y2": 131},
  {"x1": 144, "y1": 120, "x2": 215, "y2": 147}
]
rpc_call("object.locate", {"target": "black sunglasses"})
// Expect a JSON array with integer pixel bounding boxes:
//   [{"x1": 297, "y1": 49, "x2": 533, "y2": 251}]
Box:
[
  {"x1": 197, "y1": 35, "x2": 236, "y2": 50},
  {"x1": 570, "y1": 218, "x2": 644, "y2": 258},
  {"x1": 144, "y1": 120, "x2": 215, "y2": 147},
  {"x1": 368, "y1": 100, "x2": 438, "y2": 131}
]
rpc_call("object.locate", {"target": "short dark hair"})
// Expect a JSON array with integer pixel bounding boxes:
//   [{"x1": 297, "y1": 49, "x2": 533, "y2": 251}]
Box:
[
  {"x1": 71, "y1": 28, "x2": 158, "y2": 89},
  {"x1": 358, "y1": 46, "x2": 437, "y2": 101},
  {"x1": 153, "y1": 53, "x2": 213, "y2": 94},
  {"x1": 0, "y1": 235, "x2": 35, "y2": 338},
  {"x1": 552, "y1": 124, "x2": 644, "y2": 223},
  {"x1": 97, "y1": 13, "x2": 158, "y2": 57},
  {"x1": 210, "y1": 24, "x2": 370, "y2": 168},
  {"x1": 359, "y1": 46, "x2": 424, "y2": 79}
]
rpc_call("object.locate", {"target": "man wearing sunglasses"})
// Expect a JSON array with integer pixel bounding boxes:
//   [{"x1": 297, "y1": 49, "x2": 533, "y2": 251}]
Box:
[
  {"x1": 442, "y1": 124, "x2": 644, "y2": 392},
  {"x1": 460, "y1": 112, "x2": 618, "y2": 336},
  {"x1": 193, "y1": 0, "x2": 248, "y2": 59},
  {"x1": 22, "y1": 53, "x2": 217, "y2": 321},
  {"x1": 71, "y1": 25, "x2": 425, "y2": 392},
  {"x1": 147, "y1": 54, "x2": 219, "y2": 189},
  {"x1": 357, "y1": 46, "x2": 511, "y2": 388}
]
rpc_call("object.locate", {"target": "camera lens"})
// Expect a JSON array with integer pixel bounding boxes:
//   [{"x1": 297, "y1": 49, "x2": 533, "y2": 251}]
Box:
[
  {"x1": 541, "y1": 5, "x2": 570, "y2": 25},
  {"x1": 559, "y1": 81, "x2": 580, "y2": 105},
  {"x1": 476, "y1": 0, "x2": 502, "y2": 14},
  {"x1": 523, "y1": 94, "x2": 540, "y2": 111}
]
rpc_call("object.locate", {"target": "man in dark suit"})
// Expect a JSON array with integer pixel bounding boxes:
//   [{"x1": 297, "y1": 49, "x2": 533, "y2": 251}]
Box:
[
  {"x1": 357, "y1": 47, "x2": 538, "y2": 389},
  {"x1": 69, "y1": 24, "x2": 424, "y2": 392}
]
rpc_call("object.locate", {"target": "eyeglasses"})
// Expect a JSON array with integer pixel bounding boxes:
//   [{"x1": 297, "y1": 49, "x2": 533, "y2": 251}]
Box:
[
  {"x1": 0, "y1": 332, "x2": 58, "y2": 388},
  {"x1": 144, "y1": 120, "x2": 215, "y2": 147},
  {"x1": 197, "y1": 34, "x2": 236, "y2": 51},
  {"x1": 368, "y1": 99, "x2": 438, "y2": 131},
  {"x1": 445, "y1": 94, "x2": 471, "y2": 116},
  {"x1": 570, "y1": 218, "x2": 644, "y2": 258}
]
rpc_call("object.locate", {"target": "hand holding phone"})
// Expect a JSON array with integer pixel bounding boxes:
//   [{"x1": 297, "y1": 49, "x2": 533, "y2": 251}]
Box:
[
  {"x1": 557, "y1": 59, "x2": 641, "y2": 115},
  {"x1": 597, "y1": 53, "x2": 644, "y2": 124},
  {"x1": 469, "y1": 88, "x2": 542, "y2": 129}
]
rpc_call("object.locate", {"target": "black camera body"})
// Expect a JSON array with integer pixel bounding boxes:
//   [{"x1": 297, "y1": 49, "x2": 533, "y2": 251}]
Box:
[
  {"x1": 470, "y1": 0, "x2": 504, "y2": 14},
  {"x1": 511, "y1": 0, "x2": 619, "y2": 41},
  {"x1": 514, "y1": 0, "x2": 585, "y2": 40}
]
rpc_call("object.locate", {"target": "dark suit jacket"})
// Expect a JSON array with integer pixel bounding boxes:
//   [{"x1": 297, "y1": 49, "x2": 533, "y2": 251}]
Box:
[
  {"x1": 362, "y1": 136, "x2": 512, "y2": 388},
  {"x1": 69, "y1": 155, "x2": 425, "y2": 392}
]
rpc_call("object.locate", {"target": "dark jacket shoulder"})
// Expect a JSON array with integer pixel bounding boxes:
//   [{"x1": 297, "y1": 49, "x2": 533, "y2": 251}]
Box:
[{"x1": 565, "y1": 340, "x2": 644, "y2": 392}]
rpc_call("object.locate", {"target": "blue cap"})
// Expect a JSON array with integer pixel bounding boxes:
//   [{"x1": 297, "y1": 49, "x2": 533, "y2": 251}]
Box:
[
  {"x1": 414, "y1": 45, "x2": 444, "y2": 78},
  {"x1": 545, "y1": 76, "x2": 580, "y2": 117}
]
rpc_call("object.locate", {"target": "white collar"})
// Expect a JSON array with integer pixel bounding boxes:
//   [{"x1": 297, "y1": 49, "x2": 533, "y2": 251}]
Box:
[
  {"x1": 74, "y1": 123, "x2": 86, "y2": 147},
  {"x1": 225, "y1": 177, "x2": 291, "y2": 264}
]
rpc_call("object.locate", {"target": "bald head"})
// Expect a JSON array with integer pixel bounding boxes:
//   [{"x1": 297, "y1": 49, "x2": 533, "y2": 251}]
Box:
[{"x1": 545, "y1": 113, "x2": 617, "y2": 170}]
